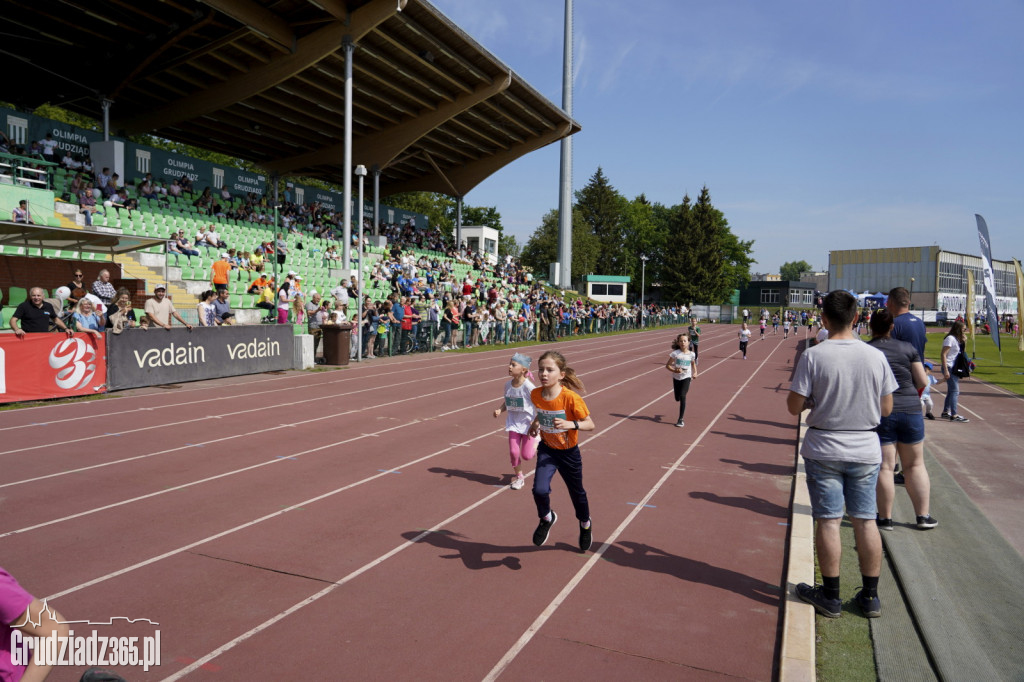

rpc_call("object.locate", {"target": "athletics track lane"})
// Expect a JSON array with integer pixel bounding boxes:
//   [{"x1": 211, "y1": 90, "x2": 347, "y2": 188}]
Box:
[{"x1": 1, "y1": 325, "x2": 802, "y2": 680}]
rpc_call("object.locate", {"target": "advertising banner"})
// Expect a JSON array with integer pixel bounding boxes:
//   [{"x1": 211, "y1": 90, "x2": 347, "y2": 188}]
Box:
[
  {"x1": 221, "y1": 167, "x2": 267, "y2": 197},
  {"x1": 1, "y1": 106, "x2": 105, "y2": 160},
  {"x1": 975, "y1": 214, "x2": 1002, "y2": 352},
  {"x1": 0, "y1": 333, "x2": 107, "y2": 404},
  {"x1": 105, "y1": 325, "x2": 294, "y2": 391},
  {"x1": 126, "y1": 142, "x2": 214, "y2": 188}
]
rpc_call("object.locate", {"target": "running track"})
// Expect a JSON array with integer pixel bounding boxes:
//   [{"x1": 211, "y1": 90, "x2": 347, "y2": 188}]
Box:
[{"x1": 1, "y1": 324, "x2": 806, "y2": 681}]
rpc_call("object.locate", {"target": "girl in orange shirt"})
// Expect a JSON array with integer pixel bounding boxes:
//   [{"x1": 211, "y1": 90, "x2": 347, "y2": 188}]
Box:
[{"x1": 528, "y1": 351, "x2": 596, "y2": 551}]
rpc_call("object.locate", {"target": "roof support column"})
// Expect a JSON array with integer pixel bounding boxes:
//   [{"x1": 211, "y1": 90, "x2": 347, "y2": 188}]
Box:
[
  {"x1": 372, "y1": 165, "x2": 381, "y2": 237},
  {"x1": 557, "y1": 0, "x2": 574, "y2": 289},
  {"x1": 455, "y1": 195, "x2": 463, "y2": 250},
  {"x1": 342, "y1": 36, "x2": 354, "y2": 271},
  {"x1": 101, "y1": 98, "x2": 113, "y2": 141}
]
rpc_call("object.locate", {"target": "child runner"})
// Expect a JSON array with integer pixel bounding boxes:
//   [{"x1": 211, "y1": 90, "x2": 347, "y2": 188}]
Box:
[
  {"x1": 759, "y1": 317, "x2": 767, "y2": 340},
  {"x1": 493, "y1": 353, "x2": 539, "y2": 490},
  {"x1": 666, "y1": 333, "x2": 698, "y2": 427},
  {"x1": 783, "y1": 316, "x2": 792, "y2": 339},
  {"x1": 528, "y1": 351, "x2": 596, "y2": 551},
  {"x1": 738, "y1": 322, "x2": 752, "y2": 359},
  {"x1": 688, "y1": 319, "x2": 701, "y2": 361},
  {"x1": 772, "y1": 313, "x2": 780, "y2": 335}
]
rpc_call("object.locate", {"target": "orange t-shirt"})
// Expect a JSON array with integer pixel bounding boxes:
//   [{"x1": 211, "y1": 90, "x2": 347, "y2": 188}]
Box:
[
  {"x1": 211, "y1": 259, "x2": 231, "y2": 284},
  {"x1": 530, "y1": 386, "x2": 589, "y2": 450}
]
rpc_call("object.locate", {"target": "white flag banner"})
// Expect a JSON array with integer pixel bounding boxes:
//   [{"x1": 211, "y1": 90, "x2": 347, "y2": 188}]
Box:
[{"x1": 975, "y1": 214, "x2": 1001, "y2": 352}]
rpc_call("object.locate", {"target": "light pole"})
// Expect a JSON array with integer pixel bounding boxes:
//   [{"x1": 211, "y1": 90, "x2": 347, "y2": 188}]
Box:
[
  {"x1": 909, "y1": 277, "x2": 915, "y2": 310},
  {"x1": 354, "y1": 164, "x2": 367, "y2": 362},
  {"x1": 640, "y1": 254, "x2": 649, "y2": 328}
]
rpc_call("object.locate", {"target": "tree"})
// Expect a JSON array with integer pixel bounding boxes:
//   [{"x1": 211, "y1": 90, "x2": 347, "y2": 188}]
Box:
[
  {"x1": 520, "y1": 209, "x2": 599, "y2": 280},
  {"x1": 386, "y1": 191, "x2": 456, "y2": 235},
  {"x1": 660, "y1": 186, "x2": 745, "y2": 305},
  {"x1": 780, "y1": 260, "x2": 812, "y2": 282},
  {"x1": 575, "y1": 167, "x2": 627, "y2": 274},
  {"x1": 499, "y1": 233, "x2": 520, "y2": 259},
  {"x1": 620, "y1": 195, "x2": 668, "y2": 297},
  {"x1": 459, "y1": 205, "x2": 504, "y2": 233}
]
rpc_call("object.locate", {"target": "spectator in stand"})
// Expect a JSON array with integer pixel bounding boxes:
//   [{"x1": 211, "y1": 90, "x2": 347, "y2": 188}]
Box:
[
  {"x1": 91, "y1": 269, "x2": 116, "y2": 307},
  {"x1": 144, "y1": 285, "x2": 193, "y2": 330},
  {"x1": 213, "y1": 289, "x2": 235, "y2": 325},
  {"x1": 78, "y1": 183, "x2": 102, "y2": 225},
  {"x1": 65, "y1": 268, "x2": 86, "y2": 295},
  {"x1": 247, "y1": 273, "x2": 271, "y2": 295},
  {"x1": 210, "y1": 253, "x2": 232, "y2": 292},
  {"x1": 330, "y1": 279, "x2": 350, "y2": 314},
  {"x1": 72, "y1": 297, "x2": 104, "y2": 338},
  {"x1": 196, "y1": 290, "x2": 217, "y2": 327},
  {"x1": 220, "y1": 185, "x2": 232, "y2": 202},
  {"x1": 105, "y1": 288, "x2": 137, "y2": 332},
  {"x1": 39, "y1": 132, "x2": 58, "y2": 161},
  {"x1": 138, "y1": 174, "x2": 158, "y2": 199},
  {"x1": 277, "y1": 281, "x2": 293, "y2": 325},
  {"x1": 168, "y1": 178, "x2": 182, "y2": 198},
  {"x1": 10, "y1": 287, "x2": 74, "y2": 337},
  {"x1": 179, "y1": 175, "x2": 194, "y2": 194},
  {"x1": 249, "y1": 248, "x2": 265, "y2": 273},
  {"x1": 276, "y1": 232, "x2": 288, "y2": 267},
  {"x1": 60, "y1": 150, "x2": 77, "y2": 169},
  {"x1": 306, "y1": 292, "x2": 324, "y2": 356},
  {"x1": 101, "y1": 173, "x2": 120, "y2": 200},
  {"x1": 69, "y1": 172, "x2": 85, "y2": 197},
  {"x1": 206, "y1": 225, "x2": 226, "y2": 249},
  {"x1": 255, "y1": 276, "x2": 276, "y2": 320},
  {"x1": 11, "y1": 200, "x2": 33, "y2": 224}
]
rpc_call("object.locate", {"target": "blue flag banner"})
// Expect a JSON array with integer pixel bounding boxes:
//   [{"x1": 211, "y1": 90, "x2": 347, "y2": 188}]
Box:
[{"x1": 975, "y1": 214, "x2": 1001, "y2": 352}]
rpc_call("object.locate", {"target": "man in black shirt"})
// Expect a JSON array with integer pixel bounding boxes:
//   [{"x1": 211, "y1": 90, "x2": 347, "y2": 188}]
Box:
[{"x1": 10, "y1": 287, "x2": 74, "y2": 337}]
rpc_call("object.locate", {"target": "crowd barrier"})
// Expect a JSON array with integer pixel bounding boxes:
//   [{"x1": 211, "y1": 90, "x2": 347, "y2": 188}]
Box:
[
  {"x1": 0, "y1": 333, "x2": 107, "y2": 403},
  {"x1": 106, "y1": 325, "x2": 295, "y2": 391},
  {"x1": 349, "y1": 311, "x2": 688, "y2": 358}
]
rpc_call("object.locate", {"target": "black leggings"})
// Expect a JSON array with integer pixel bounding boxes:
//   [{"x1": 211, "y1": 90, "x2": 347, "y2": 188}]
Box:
[{"x1": 672, "y1": 378, "x2": 691, "y2": 420}]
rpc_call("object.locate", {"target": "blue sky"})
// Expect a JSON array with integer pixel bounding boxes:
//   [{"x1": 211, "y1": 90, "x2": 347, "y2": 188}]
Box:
[{"x1": 430, "y1": 0, "x2": 1024, "y2": 275}]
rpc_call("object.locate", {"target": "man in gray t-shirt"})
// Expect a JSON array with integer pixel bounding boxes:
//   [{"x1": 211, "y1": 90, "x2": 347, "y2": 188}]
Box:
[{"x1": 787, "y1": 290, "x2": 896, "y2": 619}]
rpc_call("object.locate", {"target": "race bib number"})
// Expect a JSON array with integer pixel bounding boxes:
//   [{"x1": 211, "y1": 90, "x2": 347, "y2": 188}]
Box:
[
  {"x1": 505, "y1": 395, "x2": 525, "y2": 412},
  {"x1": 537, "y1": 409, "x2": 566, "y2": 433},
  {"x1": 674, "y1": 356, "x2": 691, "y2": 369}
]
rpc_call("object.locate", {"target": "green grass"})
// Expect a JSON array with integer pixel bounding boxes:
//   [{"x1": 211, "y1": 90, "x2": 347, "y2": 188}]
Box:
[
  {"x1": 813, "y1": 520, "x2": 879, "y2": 681},
  {"x1": 925, "y1": 331, "x2": 1024, "y2": 396}
]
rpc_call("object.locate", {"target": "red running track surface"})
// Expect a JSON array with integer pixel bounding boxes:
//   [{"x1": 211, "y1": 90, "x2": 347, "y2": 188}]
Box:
[{"x1": 0, "y1": 324, "x2": 804, "y2": 681}]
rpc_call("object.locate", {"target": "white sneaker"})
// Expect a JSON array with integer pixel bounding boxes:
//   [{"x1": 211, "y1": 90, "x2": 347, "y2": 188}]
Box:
[
  {"x1": 510, "y1": 476, "x2": 525, "y2": 490},
  {"x1": 441, "y1": 345, "x2": 449, "y2": 351}
]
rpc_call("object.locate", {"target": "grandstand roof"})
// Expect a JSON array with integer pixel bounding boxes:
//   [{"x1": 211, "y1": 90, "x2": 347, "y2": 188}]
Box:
[
  {"x1": 0, "y1": 222, "x2": 165, "y2": 256},
  {"x1": 2, "y1": 0, "x2": 579, "y2": 198}
]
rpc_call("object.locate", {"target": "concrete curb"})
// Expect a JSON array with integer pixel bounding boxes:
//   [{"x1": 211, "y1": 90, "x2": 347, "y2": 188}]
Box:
[{"x1": 779, "y1": 410, "x2": 816, "y2": 681}]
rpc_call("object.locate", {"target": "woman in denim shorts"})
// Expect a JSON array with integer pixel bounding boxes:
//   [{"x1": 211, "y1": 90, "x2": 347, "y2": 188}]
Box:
[{"x1": 868, "y1": 309, "x2": 938, "y2": 531}]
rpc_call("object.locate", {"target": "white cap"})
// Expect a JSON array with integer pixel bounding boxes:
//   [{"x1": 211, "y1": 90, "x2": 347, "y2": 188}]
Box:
[
  {"x1": 295, "y1": 275, "x2": 302, "y2": 280},
  {"x1": 220, "y1": 252, "x2": 230, "y2": 258}
]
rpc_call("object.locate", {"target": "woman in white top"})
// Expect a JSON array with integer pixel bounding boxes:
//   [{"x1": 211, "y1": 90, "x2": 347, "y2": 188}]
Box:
[
  {"x1": 940, "y1": 320, "x2": 969, "y2": 422},
  {"x1": 196, "y1": 290, "x2": 217, "y2": 327},
  {"x1": 492, "y1": 353, "x2": 539, "y2": 489}
]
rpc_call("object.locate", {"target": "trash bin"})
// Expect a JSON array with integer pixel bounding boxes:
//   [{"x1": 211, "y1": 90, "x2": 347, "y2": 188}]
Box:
[{"x1": 322, "y1": 323, "x2": 353, "y2": 365}]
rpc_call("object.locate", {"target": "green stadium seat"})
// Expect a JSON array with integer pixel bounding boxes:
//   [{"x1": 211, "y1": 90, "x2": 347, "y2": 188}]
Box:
[{"x1": 6, "y1": 287, "x2": 28, "y2": 308}]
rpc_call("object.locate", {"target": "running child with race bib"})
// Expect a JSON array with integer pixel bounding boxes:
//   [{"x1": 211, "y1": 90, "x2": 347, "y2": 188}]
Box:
[
  {"x1": 528, "y1": 351, "x2": 596, "y2": 551},
  {"x1": 492, "y1": 353, "x2": 539, "y2": 490},
  {"x1": 666, "y1": 333, "x2": 698, "y2": 428}
]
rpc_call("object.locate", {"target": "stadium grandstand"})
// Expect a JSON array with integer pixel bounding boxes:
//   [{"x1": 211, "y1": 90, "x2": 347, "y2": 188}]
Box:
[{"x1": 0, "y1": 0, "x2": 690, "y2": 399}]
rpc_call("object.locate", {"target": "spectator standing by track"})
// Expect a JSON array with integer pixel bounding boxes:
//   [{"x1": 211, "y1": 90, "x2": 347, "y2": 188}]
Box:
[{"x1": 788, "y1": 290, "x2": 897, "y2": 619}]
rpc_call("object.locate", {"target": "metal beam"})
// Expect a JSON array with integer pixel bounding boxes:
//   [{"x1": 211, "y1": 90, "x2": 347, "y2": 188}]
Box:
[
  {"x1": 118, "y1": 0, "x2": 406, "y2": 134},
  {"x1": 199, "y1": 0, "x2": 295, "y2": 53},
  {"x1": 262, "y1": 71, "x2": 510, "y2": 174}
]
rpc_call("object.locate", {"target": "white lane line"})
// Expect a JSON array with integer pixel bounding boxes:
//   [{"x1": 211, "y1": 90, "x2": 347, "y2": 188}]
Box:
[
  {"x1": 0, "y1": 332, "x2": 653, "y2": 429},
  {"x1": 2, "y1": 349, "x2": 675, "y2": 535},
  {"x1": 146, "y1": 344, "x2": 748, "y2": 679}
]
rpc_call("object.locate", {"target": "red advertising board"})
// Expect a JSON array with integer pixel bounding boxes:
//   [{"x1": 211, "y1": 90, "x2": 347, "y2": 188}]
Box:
[{"x1": 0, "y1": 333, "x2": 107, "y2": 404}]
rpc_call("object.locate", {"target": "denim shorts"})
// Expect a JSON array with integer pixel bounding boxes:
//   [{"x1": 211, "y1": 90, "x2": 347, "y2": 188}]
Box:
[
  {"x1": 876, "y1": 411, "x2": 925, "y2": 445},
  {"x1": 803, "y1": 457, "x2": 880, "y2": 520}
]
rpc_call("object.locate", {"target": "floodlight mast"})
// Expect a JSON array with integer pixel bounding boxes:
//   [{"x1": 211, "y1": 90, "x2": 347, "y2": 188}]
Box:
[{"x1": 556, "y1": 0, "x2": 573, "y2": 290}]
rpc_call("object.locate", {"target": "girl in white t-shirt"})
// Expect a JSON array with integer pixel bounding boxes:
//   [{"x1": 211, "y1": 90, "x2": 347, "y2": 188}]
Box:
[
  {"x1": 666, "y1": 333, "x2": 698, "y2": 427},
  {"x1": 492, "y1": 353, "x2": 539, "y2": 489},
  {"x1": 738, "y1": 323, "x2": 753, "y2": 359}
]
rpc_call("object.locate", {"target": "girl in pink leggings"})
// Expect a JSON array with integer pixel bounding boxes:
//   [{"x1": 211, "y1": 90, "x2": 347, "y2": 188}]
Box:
[{"x1": 492, "y1": 353, "x2": 539, "y2": 489}]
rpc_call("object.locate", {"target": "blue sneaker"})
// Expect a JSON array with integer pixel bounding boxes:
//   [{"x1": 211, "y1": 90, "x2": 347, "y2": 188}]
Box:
[
  {"x1": 796, "y1": 583, "x2": 841, "y2": 618},
  {"x1": 854, "y1": 588, "x2": 881, "y2": 618}
]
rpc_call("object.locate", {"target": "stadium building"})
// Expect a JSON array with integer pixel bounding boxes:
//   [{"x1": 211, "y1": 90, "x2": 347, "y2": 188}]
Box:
[{"x1": 829, "y1": 246, "x2": 1019, "y2": 314}]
